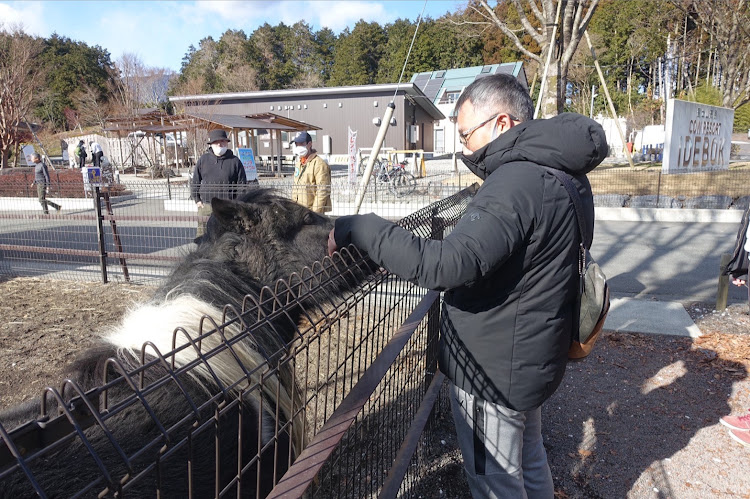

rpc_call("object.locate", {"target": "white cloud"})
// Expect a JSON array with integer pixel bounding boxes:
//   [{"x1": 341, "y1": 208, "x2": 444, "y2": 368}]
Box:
[
  {"x1": 0, "y1": 1, "x2": 48, "y2": 36},
  {"x1": 305, "y1": 1, "x2": 392, "y2": 32},
  {"x1": 188, "y1": 0, "x2": 282, "y2": 26}
]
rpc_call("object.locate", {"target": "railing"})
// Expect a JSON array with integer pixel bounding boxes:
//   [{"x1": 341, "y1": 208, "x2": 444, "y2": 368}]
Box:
[{"x1": 0, "y1": 185, "x2": 478, "y2": 498}]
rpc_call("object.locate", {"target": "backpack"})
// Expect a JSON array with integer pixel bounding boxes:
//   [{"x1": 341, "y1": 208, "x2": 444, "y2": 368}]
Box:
[{"x1": 544, "y1": 168, "x2": 610, "y2": 360}]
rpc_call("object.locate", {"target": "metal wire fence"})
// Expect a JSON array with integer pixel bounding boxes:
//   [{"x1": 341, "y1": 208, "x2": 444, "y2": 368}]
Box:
[
  {"x1": 0, "y1": 175, "x2": 466, "y2": 284},
  {"x1": 0, "y1": 185, "x2": 477, "y2": 498},
  {"x1": 1, "y1": 164, "x2": 748, "y2": 283},
  {"x1": 588, "y1": 166, "x2": 750, "y2": 209}
]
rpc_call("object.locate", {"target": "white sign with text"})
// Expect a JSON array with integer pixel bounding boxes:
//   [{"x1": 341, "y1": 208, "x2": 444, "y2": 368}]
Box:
[{"x1": 662, "y1": 99, "x2": 734, "y2": 173}]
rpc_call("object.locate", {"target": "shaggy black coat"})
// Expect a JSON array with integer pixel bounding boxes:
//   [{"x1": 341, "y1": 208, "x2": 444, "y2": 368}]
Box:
[{"x1": 0, "y1": 189, "x2": 338, "y2": 498}]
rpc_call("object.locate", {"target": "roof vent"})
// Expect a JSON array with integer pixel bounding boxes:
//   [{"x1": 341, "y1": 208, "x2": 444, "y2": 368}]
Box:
[
  {"x1": 481, "y1": 65, "x2": 492, "y2": 73},
  {"x1": 434, "y1": 70, "x2": 446, "y2": 79}
]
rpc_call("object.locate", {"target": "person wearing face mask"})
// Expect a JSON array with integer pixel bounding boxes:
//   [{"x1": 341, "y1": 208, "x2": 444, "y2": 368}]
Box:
[
  {"x1": 191, "y1": 129, "x2": 247, "y2": 238},
  {"x1": 327, "y1": 74, "x2": 608, "y2": 498},
  {"x1": 290, "y1": 131, "x2": 331, "y2": 214}
]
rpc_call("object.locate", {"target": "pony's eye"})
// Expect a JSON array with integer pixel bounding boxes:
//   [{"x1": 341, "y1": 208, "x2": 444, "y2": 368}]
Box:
[{"x1": 303, "y1": 212, "x2": 316, "y2": 225}]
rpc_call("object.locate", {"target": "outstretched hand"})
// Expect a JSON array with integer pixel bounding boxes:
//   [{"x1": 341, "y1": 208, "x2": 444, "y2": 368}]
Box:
[{"x1": 327, "y1": 229, "x2": 338, "y2": 256}]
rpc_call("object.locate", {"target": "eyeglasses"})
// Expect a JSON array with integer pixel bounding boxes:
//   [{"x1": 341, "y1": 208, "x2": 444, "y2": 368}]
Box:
[
  {"x1": 458, "y1": 113, "x2": 501, "y2": 146},
  {"x1": 457, "y1": 112, "x2": 519, "y2": 146}
]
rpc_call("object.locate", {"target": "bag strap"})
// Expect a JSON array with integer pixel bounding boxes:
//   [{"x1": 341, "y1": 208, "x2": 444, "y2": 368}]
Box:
[{"x1": 542, "y1": 167, "x2": 592, "y2": 249}]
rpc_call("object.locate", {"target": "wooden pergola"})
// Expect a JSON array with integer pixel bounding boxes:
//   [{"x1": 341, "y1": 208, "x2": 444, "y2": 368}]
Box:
[{"x1": 102, "y1": 111, "x2": 321, "y2": 175}]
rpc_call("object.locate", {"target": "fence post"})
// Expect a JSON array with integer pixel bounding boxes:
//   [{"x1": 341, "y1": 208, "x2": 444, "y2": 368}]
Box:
[
  {"x1": 426, "y1": 214, "x2": 445, "y2": 376},
  {"x1": 94, "y1": 186, "x2": 108, "y2": 284},
  {"x1": 655, "y1": 170, "x2": 662, "y2": 208},
  {"x1": 166, "y1": 174, "x2": 172, "y2": 200}
]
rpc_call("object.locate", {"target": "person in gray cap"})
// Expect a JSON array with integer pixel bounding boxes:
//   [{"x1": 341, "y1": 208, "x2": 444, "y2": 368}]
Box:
[
  {"x1": 290, "y1": 131, "x2": 331, "y2": 214},
  {"x1": 190, "y1": 129, "x2": 247, "y2": 238},
  {"x1": 29, "y1": 153, "x2": 61, "y2": 215}
]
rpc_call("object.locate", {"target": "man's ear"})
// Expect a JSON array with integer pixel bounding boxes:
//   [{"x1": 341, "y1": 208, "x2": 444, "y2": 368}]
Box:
[{"x1": 499, "y1": 113, "x2": 516, "y2": 130}]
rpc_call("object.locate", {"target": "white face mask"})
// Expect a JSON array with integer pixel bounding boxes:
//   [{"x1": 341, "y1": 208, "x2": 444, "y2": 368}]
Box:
[
  {"x1": 211, "y1": 144, "x2": 228, "y2": 156},
  {"x1": 294, "y1": 145, "x2": 309, "y2": 157}
]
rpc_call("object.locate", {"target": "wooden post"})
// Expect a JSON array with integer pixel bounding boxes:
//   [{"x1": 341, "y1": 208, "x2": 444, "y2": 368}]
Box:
[
  {"x1": 584, "y1": 30, "x2": 635, "y2": 169},
  {"x1": 716, "y1": 253, "x2": 732, "y2": 311},
  {"x1": 103, "y1": 192, "x2": 129, "y2": 282}
]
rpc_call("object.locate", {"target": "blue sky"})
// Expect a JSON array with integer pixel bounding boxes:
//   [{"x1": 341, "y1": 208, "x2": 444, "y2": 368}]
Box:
[{"x1": 0, "y1": 1, "x2": 463, "y2": 71}]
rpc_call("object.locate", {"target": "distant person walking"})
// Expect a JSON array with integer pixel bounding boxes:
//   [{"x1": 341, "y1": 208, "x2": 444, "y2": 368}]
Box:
[
  {"x1": 30, "y1": 153, "x2": 61, "y2": 215},
  {"x1": 90, "y1": 140, "x2": 103, "y2": 167},
  {"x1": 75, "y1": 140, "x2": 87, "y2": 169}
]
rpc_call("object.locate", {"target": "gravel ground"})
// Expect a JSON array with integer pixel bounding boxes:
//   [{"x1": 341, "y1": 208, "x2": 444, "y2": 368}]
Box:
[
  {"x1": 412, "y1": 301, "x2": 750, "y2": 499},
  {"x1": 1, "y1": 278, "x2": 749, "y2": 498}
]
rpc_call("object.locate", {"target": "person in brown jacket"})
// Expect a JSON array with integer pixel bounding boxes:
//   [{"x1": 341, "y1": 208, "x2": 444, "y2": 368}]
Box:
[{"x1": 290, "y1": 132, "x2": 331, "y2": 213}]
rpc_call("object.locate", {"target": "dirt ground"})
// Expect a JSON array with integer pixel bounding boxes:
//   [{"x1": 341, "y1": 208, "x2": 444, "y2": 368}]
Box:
[
  {"x1": 0, "y1": 277, "x2": 153, "y2": 408},
  {"x1": 1, "y1": 277, "x2": 750, "y2": 498}
]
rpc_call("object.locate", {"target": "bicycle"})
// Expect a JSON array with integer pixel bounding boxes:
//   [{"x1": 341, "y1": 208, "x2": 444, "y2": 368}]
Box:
[
  {"x1": 371, "y1": 159, "x2": 416, "y2": 197},
  {"x1": 358, "y1": 154, "x2": 384, "y2": 175}
]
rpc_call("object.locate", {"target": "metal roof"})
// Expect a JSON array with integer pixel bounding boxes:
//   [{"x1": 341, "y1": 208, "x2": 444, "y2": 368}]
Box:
[
  {"x1": 410, "y1": 62, "x2": 527, "y2": 105},
  {"x1": 187, "y1": 113, "x2": 295, "y2": 131},
  {"x1": 102, "y1": 112, "x2": 299, "y2": 136},
  {"x1": 169, "y1": 83, "x2": 445, "y2": 120}
]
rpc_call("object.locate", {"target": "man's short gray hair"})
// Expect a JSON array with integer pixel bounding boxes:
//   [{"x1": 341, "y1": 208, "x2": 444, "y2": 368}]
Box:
[
  {"x1": 31, "y1": 153, "x2": 42, "y2": 161},
  {"x1": 454, "y1": 74, "x2": 533, "y2": 123}
]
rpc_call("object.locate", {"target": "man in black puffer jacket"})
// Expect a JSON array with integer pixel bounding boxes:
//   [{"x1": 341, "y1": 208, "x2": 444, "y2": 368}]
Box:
[
  {"x1": 191, "y1": 129, "x2": 247, "y2": 238},
  {"x1": 328, "y1": 74, "x2": 608, "y2": 498}
]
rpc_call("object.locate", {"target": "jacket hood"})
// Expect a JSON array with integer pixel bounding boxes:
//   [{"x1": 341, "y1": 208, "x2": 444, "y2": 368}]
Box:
[
  {"x1": 463, "y1": 113, "x2": 609, "y2": 179},
  {"x1": 213, "y1": 149, "x2": 236, "y2": 160}
]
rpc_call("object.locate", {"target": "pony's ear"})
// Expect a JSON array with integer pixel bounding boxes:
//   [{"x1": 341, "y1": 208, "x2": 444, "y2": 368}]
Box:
[
  {"x1": 210, "y1": 198, "x2": 236, "y2": 225},
  {"x1": 212, "y1": 198, "x2": 261, "y2": 232}
]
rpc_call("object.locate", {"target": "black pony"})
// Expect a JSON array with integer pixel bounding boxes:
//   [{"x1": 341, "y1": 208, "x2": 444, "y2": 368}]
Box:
[{"x1": 0, "y1": 188, "x2": 354, "y2": 498}]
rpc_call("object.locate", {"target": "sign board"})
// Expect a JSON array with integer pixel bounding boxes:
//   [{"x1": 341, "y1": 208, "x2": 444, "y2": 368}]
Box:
[
  {"x1": 237, "y1": 148, "x2": 258, "y2": 181},
  {"x1": 82, "y1": 167, "x2": 103, "y2": 192},
  {"x1": 347, "y1": 127, "x2": 358, "y2": 184},
  {"x1": 21, "y1": 145, "x2": 35, "y2": 166},
  {"x1": 662, "y1": 99, "x2": 734, "y2": 173}
]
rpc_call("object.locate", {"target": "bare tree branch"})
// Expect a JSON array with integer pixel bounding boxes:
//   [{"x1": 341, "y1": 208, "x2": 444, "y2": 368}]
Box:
[
  {"x1": 526, "y1": 0, "x2": 547, "y2": 27},
  {"x1": 510, "y1": 0, "x2": 545, "y2": 45},
  {"x1": 476, "y1": 0, "x2": 543, "y2": 62},
  {"x1": 0, "y1": 25, "x2": 47, "y2": 168}
]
